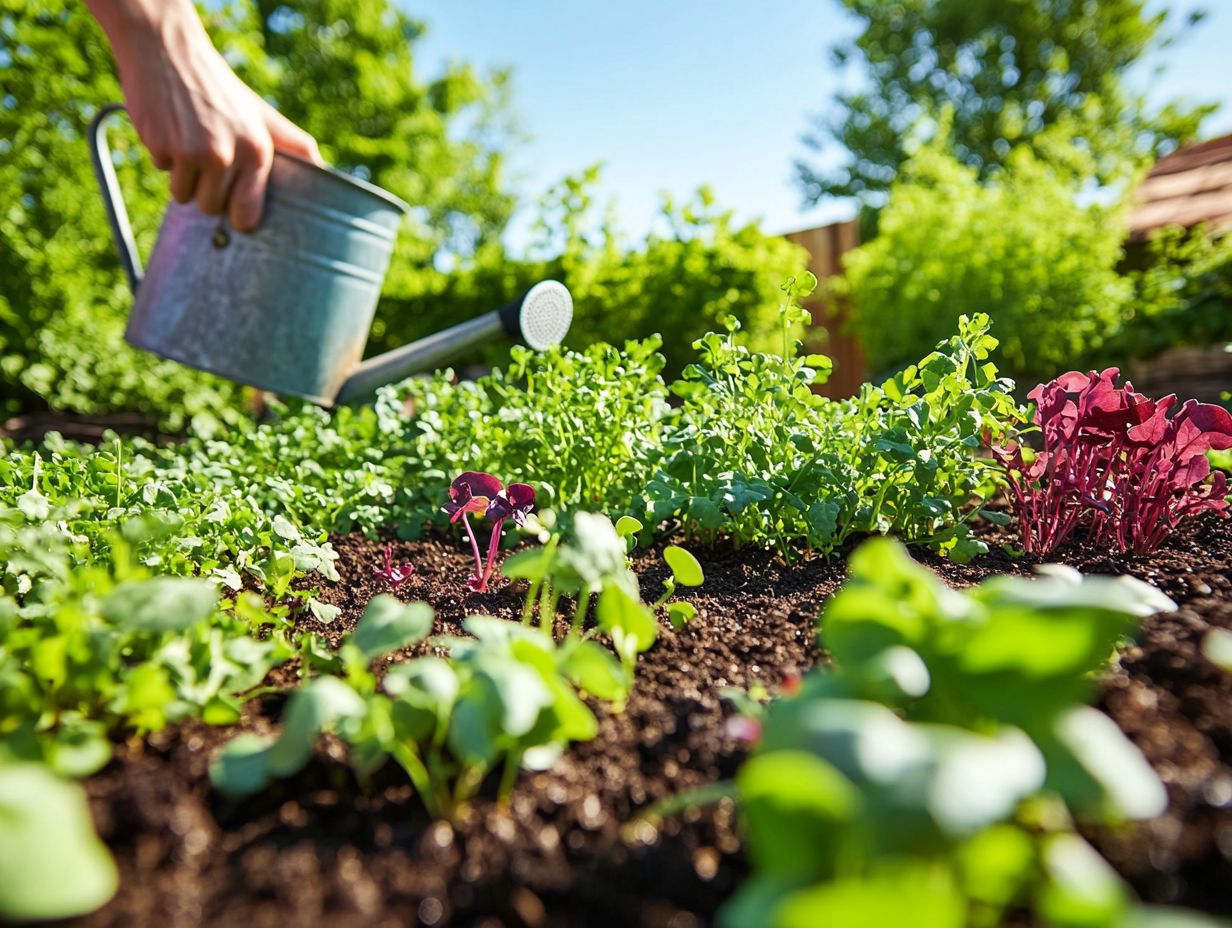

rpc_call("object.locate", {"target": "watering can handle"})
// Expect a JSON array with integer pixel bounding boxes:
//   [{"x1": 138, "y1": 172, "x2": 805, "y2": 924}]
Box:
[{"x1": 88, "y1": 104, "x2": 143, "y2": 292}]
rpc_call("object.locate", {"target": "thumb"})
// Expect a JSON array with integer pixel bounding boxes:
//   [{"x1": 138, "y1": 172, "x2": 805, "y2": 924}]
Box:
[{"x1": 262, "y1": 102, "x2": 322, "y2": 165}]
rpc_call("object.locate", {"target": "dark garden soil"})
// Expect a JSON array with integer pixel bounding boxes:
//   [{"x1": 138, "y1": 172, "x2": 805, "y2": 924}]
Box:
[
  {"x1": 65, "y1": 517, "x2": 1232, "y2": 928},
  {"x1": 0, "y1": 411, "x2": 171, "y2": 446}
]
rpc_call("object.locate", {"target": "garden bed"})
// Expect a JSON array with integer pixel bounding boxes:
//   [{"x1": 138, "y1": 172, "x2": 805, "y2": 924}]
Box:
[{"x1": 66, "y1": 517, "x2": 1232, "y2": 928}]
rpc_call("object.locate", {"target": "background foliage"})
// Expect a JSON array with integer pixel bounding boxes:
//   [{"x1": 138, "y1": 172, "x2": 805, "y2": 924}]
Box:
[
  {"x1": 0, "y1": 1, "x2": 242, "y2": 431},
  {"x1": 799, "y1": 0, "x2": 1214, "y2": 204},
  {"x1": 814, "y1": 0, "x2": 1230, "y2": 387},
  {"x1": 375, "y1": 169, "x2": 807, "y2": 379},
  {"x1": 0, "y1": 0, "x2": 515, "y2": 429},
  {"x1": 839, "y1": 132, "x2": 1131, "y2": 384},
  {"x1": 1111, "y1": 226, "x2": 1232, "y2": 363},
  {"x1": 0, "y1": 0, "x2": 803, "y2": 430}
]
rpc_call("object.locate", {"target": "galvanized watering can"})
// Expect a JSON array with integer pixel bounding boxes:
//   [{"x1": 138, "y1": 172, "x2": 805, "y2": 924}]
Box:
[{"x1": 88, "y1": 104, "x2": 573, "y2": 406}]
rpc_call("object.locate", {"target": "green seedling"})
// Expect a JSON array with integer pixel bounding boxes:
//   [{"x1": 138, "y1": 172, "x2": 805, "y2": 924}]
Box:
[
  {"x1": 614, "y1": 516, "x2": 704, "y2": 628},
  {"x1": 504, "y1": 512, "x2": 657, "y2": 685},
  {"x1": 212, "y1": 597, "x2": 619, "y2": 819},
  {"x1": 710, "y1": 540, "x2": 1188, "y2": 928},
  {"x1": 0, "y1": 504, "x2": 292, "y2": 778}
]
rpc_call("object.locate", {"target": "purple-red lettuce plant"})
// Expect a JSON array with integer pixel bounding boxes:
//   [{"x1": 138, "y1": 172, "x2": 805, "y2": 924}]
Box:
[
  {"x1": 443, "y1": 472, "x2": 536, "y2": 592},
  {"x1": 374, "y1": 543, "x2": 415, "y2": 590},
  {"x1": 990, "y1": 368, "x2": 1232, "y2": 554}
]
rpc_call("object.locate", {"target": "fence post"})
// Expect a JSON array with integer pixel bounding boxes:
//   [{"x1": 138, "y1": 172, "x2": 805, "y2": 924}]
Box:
[{"x1": 785, "y1": 219, "x2": 864, "y2": 398}]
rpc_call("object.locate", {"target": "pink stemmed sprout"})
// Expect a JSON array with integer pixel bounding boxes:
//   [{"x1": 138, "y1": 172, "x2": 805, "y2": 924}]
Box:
[
  {"x1": 442, "y1": 472, "x2": 536, "y2": 592},
  {"x1": 374, "y1": 543, "x2": 415, "y2": 589},
  {"x1": 724, "y1": 715, "x2": 763, "y2": 745}
]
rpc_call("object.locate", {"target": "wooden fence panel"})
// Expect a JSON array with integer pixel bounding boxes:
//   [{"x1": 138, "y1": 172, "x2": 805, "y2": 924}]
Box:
[{"x1": 785, "y1": 219, "x2": 865, "y2": 399}]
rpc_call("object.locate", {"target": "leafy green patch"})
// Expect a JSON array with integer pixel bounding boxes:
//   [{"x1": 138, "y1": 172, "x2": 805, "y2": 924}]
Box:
[
  {"x1": 0, "y1": 499, "x2": 291, "y2": 776},
  {"x1": 213, "y1": 522, "x2": 649, "y2": 819},
  {"x1": 645, "y1": 280, "x2": 1021, "y2": 559},
  {"x1": 5, "y1": 298, "x2": 1024, "y2": 572},
  {"x1": 722, "y1": 539, "x2": 1193, "y2": 928}
]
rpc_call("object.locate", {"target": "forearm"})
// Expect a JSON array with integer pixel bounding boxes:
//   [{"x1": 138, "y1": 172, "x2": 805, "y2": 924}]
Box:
[
  {"x1": 82, "y1": 0, "x2": 320, "y2": 230},
  {"x1": 83, "y1": 0, "x2": 207, "y2": 66}
]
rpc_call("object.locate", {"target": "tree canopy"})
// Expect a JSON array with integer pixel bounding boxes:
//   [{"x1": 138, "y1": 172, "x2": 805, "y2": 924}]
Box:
[{"x1": 798, "y1": 0, "x2": 1216, "y2": 204}]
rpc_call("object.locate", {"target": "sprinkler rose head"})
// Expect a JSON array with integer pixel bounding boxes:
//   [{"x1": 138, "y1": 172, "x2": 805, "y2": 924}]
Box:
[{"x1": 502, "y1": 280, "x2": 573, "y2": 351}]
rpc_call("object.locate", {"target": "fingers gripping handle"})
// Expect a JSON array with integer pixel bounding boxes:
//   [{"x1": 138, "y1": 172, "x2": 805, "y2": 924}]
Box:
[{"x1": 88, "y1": 103, "x2": 143, "y2": 293}]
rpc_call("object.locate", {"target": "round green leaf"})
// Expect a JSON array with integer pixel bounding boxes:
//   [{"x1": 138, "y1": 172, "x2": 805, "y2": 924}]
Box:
[
  {"x1": 541, "y1": 674, "x2": 598, "y2": 743},
  {"x1": 501, "y1": 547, "x2": 553, "y2": 583},
  {"x1": 563, "y1": 639, "x2": 629, "y2": 702},
  {"x1": 737, "y1": 749, "x2": 859, "y2": 880},
  {"x1": 387, "y1": 657, "x2": 460, "y2": 746},
  {"x1": 447, "y1": 676, "x2": 503, "y2": 766},
  {"x1": 266, "y1": 677, "x2": 366, "y2": 777},
  {"x1": 0, "y1": 764, "x2": 118, "y2": 920},
  {"x1": 202, "y1": 695, "x2": 242, "y2": 727},
  {"x1": 955, "y1": 824, "x2": 1035, "y2": 909},
  {"x1": 46, "y1": 722, "x2": 112, "y2": 779},
  {"x1": 667, "y1": 601, "x2": 697, "y2": 629},
  {"x1": 687, "y1": 498, "x2": 724, "y2": 530},
  {"x1": 663, "y1": 545, "x2": 704, "y2": 587},
  {"x1": 210, "y1": 733, "x2": 275, "y2": 798},
  {"x1": 477, "y1": 658, "x2": 553, "y2": 739},
  {"x1": 350, "y1": 596, "x2": 434, "y2": 661},
  {"x1": 101, "y1": 577, "x2": 218, "y2": 632},
  {"x1": 614, "y1": 515, "x2": 643, "y2": 539},
  {"x1": 596, "y1": 584, "x2": 658, "y2": 659}
]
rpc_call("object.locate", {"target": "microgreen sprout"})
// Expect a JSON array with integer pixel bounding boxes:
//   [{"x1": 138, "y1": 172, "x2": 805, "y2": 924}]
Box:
[
  {"x1": 374, "y1": 543, "x2": 415, "y2": 590},
  {"x1": 614, "y1": 516, "x2": 705, "y2": 628},
  {"x1": 657, "y1": 546, "x2": 704, "y2": 629},
  {"x1": 443, "y1": 472, "x2": 536, "y2": 592}
]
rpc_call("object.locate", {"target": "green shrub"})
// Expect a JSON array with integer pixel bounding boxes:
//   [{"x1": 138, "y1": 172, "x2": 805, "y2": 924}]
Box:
[
  {"x1": 1111, "y1": 225, "x2": 1232, "y2": 362},
  {"x1": 374, "y1": 171, "x2": 808, "y2": 380},
  {"x1": 841, "y1": 135, "x2": 1131, "y2": 385}
]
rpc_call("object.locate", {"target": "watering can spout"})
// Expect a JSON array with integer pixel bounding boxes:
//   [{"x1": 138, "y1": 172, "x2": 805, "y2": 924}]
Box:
[{"x1": 334, "y1": 280, "x2": 573, "y2": 405}]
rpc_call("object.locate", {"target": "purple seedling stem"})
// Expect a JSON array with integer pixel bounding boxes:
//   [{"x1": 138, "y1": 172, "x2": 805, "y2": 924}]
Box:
[
  {"x1": 374, "y1": 543, "x2": 415, "y2": 589},
  {"x1": 443, "y1": 473, "x2": 537, "y2": 593}
]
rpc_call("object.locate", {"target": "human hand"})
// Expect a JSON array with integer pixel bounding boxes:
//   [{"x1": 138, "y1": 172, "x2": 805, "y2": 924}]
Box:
[{"x1": 86, "y1": 0, "x2": 321, "y2": 232}]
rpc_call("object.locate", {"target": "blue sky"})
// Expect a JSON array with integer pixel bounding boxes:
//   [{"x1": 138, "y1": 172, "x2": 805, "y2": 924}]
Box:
[{"x1": 411, "y1": 1, "x2": 1231, "y2": 249}]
